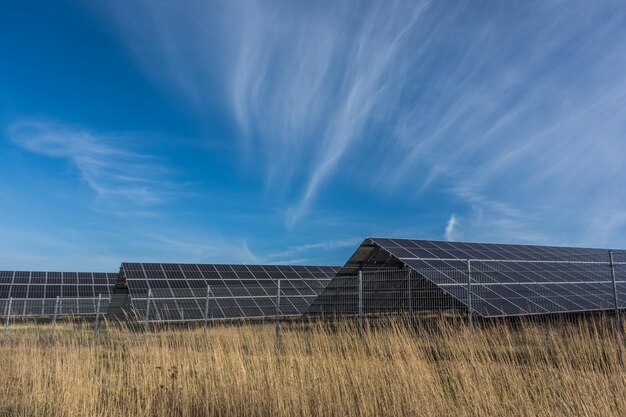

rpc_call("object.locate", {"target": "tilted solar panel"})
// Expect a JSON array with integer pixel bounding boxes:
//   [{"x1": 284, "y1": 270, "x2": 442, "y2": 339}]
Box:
[
  {"x1": 307, "y1": 238, "x2": 626, "y2": 318},
  {"x1": 0, "y1": 271, "x2": 118, "y2": 316},
  {"x1": 120, "y1": 262, "x2": 339, "y2": 321},
  {"x1": 370, "y1": 238, "x2": 626, "y2": 317},
  {"x1": 370, "y1": 238, "x2": 621, "y2": 262}
]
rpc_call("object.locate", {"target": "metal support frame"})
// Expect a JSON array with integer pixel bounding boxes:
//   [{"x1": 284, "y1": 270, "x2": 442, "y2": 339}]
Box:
[
  {"x1": 145, "y1": 289, "x2": 153, "y2": 330},
  {"x1": 609, "y1": 250, "x2": 623, "y2": 334},
  {"x1": 3, "y1": 297, "x2": 12, "y2": 341},
  {"x1": 358, "y1": 270, "x2": 364, "y2": 336},
  {"x1": 51, "y1": 296, "x2": 60, "y2": 339},
  {"x1": 467, "y1": 259, "x2": 473, "y2": 329},
  {"x1": 407, "y1": 267, "x2": 412, "y2": 319},
  {"x1": 204, "y1": 285, "x2": 211, "y2": 334},
  {"x1": 93, "y1": 293, "x2": 102, "y2": 337},
  {"x1": 275, "y1": 279, "x2": 281, "y2": 342},
  {"x1": 52, "y1": 296, "x2": 60, "y2": 329}
]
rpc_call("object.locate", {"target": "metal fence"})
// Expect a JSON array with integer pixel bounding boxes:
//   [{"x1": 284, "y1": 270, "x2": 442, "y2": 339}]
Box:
[
  {"x1": 306, "y1": 251, "x2": 626, "y2": 333},
  {"x1": 2, "y1": 257, "x2": 623, "y2": 343},
  {"x1": 306, "y1": 269, "x2": 465, "y2": 322},
  {"x1": 2, "y1": 295, "x2": 108, "y2": 341},
  {"x1": 0, "y1": 295, "x2": 110, "y2": 318},
  {"x1": 128, "y1": 284, "x2": 302, "y2": 342},
  {"x1": 132, "y1": 285, "x2": 306, "y2": 323}
]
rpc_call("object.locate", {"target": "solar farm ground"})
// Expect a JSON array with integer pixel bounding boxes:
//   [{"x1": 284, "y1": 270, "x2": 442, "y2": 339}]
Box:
[{"x1": 0, "y1": 318, "x2": 624, "y2": 417}]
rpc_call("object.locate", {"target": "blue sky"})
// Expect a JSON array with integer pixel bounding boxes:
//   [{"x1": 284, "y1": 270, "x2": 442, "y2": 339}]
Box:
[{"x1": 1, "y1": 0, "x2": 626, "y2": 271}]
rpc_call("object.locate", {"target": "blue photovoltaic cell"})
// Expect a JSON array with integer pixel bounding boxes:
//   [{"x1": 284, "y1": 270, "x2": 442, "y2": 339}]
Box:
[
  {"x1": 308, "y1": 238, "x2": 626, "y2": 318},
  {"x1": 121, "y1": 262, "x2": 339, "y2": 321},
  {"x1": 368, "y1": 238, "x2": 626, "y2": 317},
  {"x1": 0, "y1": 271, "x2": 118, "y2": 316}
]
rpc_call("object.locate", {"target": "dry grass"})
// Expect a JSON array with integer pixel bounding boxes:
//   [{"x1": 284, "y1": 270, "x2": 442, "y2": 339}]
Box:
[{"x1": 0, "y1": 317, "x2": 624, "y2": 417}]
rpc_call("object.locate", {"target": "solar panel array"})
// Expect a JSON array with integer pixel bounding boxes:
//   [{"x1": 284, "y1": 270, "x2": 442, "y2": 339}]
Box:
[
  {"x1": 4, "y1": 238, "x2": 625, "y2": 321},
  {"x1": 121, "y1": 263, "x2": 339, "y2": 321},
  {"x1": 0, "y1": 271, "x2": 117, "y2": 316},
  {"x1": 366, "y1": 238, "x2": 626, "y2": 317}
]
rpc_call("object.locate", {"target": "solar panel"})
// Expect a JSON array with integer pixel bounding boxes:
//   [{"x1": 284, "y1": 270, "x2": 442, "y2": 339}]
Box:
[
  {"x1": 119, "y1": 262, "x2": 339, "y2": 321},
  {"x1": 307, "y1": 238, "x2": 626, "y2": 318},
  {"x1": 0, "y1": 271, "x2": 117, "y2": 316}
]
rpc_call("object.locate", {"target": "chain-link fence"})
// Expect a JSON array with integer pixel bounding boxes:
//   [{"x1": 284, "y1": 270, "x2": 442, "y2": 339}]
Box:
[
  {"x1": 131, "y1": 285, "x2": 312, "y2": 323},
  {"x1": 0, "y1": 295, "x2": 110, "y2": 318},
  {"x1": 306, "y1": 269, "x2": 466, "y2": 326},
  {"x1": 2, "y1": 254, "x2": 623, "y2": 343},
  {"x1": 1, "y1": 295, "x2": 108, "y2": 341},
  {"x1": 306, "y1": 250, "x2": 626, "y2": 333}
]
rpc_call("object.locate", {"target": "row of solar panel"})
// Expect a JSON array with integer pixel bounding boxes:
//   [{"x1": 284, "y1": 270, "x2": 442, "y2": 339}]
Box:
[
  {"x1": 0, "y1": 271, "x2": 117, "y2": 285},
  {"x1": 122, "y1": 263, "x2": 338, "y2": 320},
  {"x1": 123, "y1": 262, "x2": 338, "y2": 280},
  {"x1": 0, "y1": 285, "x2": 113, "y2": 298},
  {"x1": 132, "y1": 294, "x2": 317, "y2": 321},
  {"x1": 307, "y1": 274, "x2": 626, "y2": 318},
  {"x1": 372, "y1": 238, "x2": 626, "y2": 262},
  {"x1": 121, "y1": 263, "x2": 340, "y2": 320},
  {"x1": 405, "y1": 259, "x2": 626, "y2": 286},
  {"x1": 390, "y1": 244, "x2": 626, "y2": 316},
  {"x1": 0, "y1": 298, "x2": 110, "y2": 316},
  {"x1": 350, "y1": 239, "x2": 626, "y2": 317},
  {"x1": 3, "y1": 238, "x2": 626, "y2": 321},
  {"x1": 126, "y1": 278, "x2": 330, "y2": 298},
  {"x1": 0, "y1": 270, "x2": 115, "y2": 316},
  {"x1": 443, "y1": 282, "x2": 626, "y2": 316}
]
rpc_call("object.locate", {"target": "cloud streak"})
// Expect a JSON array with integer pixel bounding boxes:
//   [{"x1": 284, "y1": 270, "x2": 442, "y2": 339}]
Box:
[
  {"x1": 444, "y1": 215, "x2": 457, "y2": 241},
  {"x1": 100, "y1": 0, "x2": 626, "y2": 244},
  {"x1": 101, "y1": 0, "x2": 430, "y2": 224},
  {"x1": 8, "y1": 119, "x2": 171, "y2": 208}
]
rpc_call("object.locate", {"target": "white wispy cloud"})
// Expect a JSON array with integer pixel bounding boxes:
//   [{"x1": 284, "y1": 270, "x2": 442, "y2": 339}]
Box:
[
  {"x1": 260, "y1": 237, "x2": 361, "y2": 264},
  {"x1": 0, "y1": 225, "x2": 263, "y2": 270},
  {"x1": 99, "y1": 0, "x2": 626, "y2": 245},
  {"x1": 444, "y1": 215, "x2": 457, "y2": 241},
  {"x1": 127, "y1": 231, "x2": 263, "y2": 264},
  {"x1": 101, "y1": 0, "x2": 430, "y2": 225},
  {"x1": 0, "y1": 226, "x2": 125, "y2": 271},
  {"x1": 7, "y1": 119, "x2": 172, "y2": 208}
]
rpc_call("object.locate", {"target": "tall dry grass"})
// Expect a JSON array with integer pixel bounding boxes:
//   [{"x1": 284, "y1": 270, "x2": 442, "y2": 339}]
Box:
[{"x1": 0, "y1": 317, "x2": 624, "y2": 417}]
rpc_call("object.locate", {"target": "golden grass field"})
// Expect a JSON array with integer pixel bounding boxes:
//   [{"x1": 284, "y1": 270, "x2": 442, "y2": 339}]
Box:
[{"x1": 0, "y1": 317, "x2": 624, "y2": 417}]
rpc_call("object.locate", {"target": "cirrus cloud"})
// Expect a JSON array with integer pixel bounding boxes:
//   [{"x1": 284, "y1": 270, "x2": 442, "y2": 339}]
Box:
[{"x1": 8, "y1": 119, "x2": 172, "y2": 207}]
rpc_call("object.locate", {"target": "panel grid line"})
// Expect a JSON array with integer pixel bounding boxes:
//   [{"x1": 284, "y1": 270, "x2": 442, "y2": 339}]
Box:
[
  {"x1": 307, "y1": 238, "x2": 626, "y2": 319},
  {"x1": 122, "y1": 262, "x2": 338, "y2": 321}
]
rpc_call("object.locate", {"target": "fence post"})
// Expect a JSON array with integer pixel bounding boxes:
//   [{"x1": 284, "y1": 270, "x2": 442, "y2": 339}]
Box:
[
  {"x1": 145, "y1": 289, "x2": 153, "y2": 331},
  {"x1": 609, "y1": 250, "x2": 623, "y2": 334},
  {"x1": 204, "y1": 285, "x2": 211, "y2": 335},
  {"x1": 358, "y1": 270, "x2": 364, "y2": 336},
  {"x1": 407, "y1": 268, "x2": 412, "y2": 321},
  {"x1": 52, "y1": 296, "x2": 60, "y2": 334},
  {"x1": 94, "y1": 293, "x2": 102, "y2": 338},
  {"x1": 275, "y1": 279, "x2": 281, "y2": 343},
  {"x1": 3, "y1": 297, "x2": 12, "y2": 342},
  {"x1": 467, "y1": 260, "x2": 473, "y2": 329}
]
